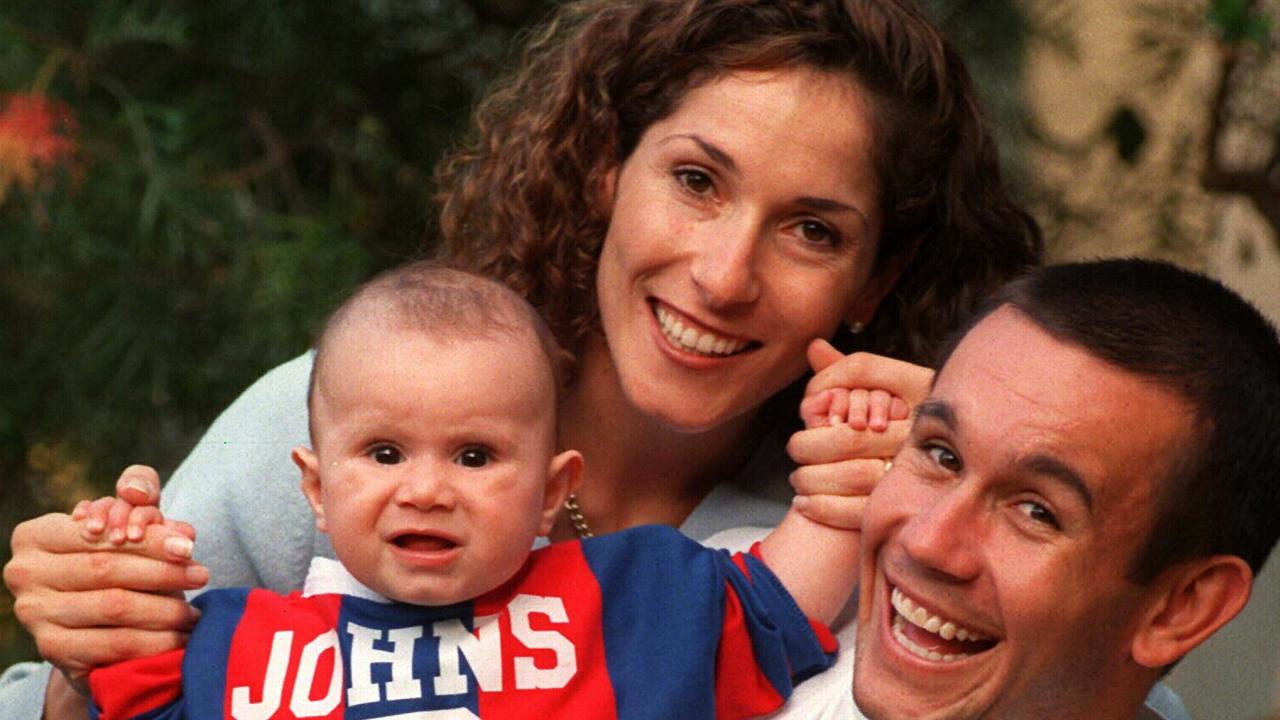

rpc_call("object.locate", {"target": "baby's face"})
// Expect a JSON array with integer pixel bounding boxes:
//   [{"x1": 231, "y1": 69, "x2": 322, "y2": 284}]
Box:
[{"x1": 298, "y1": 321, "x2": 569, "y2": 605}]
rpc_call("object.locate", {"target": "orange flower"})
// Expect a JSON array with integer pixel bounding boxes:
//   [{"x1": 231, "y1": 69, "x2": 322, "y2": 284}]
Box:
[{"x1": 0, "y1": 92, "x2": 78, "y2": 202}]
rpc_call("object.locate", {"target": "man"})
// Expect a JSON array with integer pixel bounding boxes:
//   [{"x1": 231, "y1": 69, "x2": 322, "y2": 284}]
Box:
[{"x1": 851, "y1": 259, "x2": 1280, "y2": 719}]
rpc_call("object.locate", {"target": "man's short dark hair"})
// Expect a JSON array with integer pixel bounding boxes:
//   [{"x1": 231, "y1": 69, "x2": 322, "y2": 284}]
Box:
[{"x1": 939, "y1": 259, "x2": 1280, "y2": 583}]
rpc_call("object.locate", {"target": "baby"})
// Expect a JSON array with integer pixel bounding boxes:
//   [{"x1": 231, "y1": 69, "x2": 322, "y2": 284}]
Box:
[{"x1": 80, "y1": 261, "x2": 895, "y2": 719}]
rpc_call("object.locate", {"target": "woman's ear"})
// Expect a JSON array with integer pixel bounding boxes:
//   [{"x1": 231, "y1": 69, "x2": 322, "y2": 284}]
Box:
[
  {"x1": 1130, "y1": 554, "x2": 1253, "y2": 669},
  {"x1": 539, "y1": 450, "x2": 584, "y2": 536},
  {"x1": 293, "y1": 446, "x2": 328, "y2": 534},
  {"x1": 844, "y1": 246, "x2": 917, "y2": 331}
]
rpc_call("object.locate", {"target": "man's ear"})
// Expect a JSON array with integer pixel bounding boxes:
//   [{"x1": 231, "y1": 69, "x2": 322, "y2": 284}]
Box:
[
  {"x1": 538, "y1": 450, "x2": 584, "y2": 536},
  {"x1": 292, "y1": 446, "x2": 329, "y2": 534},
  {"x1": 1131, "y1": 554, "x2": 1253, "y2": 669},
  {"x1": 844, "y1": 246, "x2": 916, "y2": 331}
]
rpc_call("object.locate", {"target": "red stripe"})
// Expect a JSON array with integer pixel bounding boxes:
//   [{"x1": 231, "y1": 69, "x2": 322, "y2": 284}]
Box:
[{"x1": 89, "y1": 648, "x2": 185, "y2": 720}]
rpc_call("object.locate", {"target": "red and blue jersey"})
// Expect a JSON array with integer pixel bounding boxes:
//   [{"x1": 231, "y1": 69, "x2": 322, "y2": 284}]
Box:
[{"x1": 90, "y1": 525, "x2": 837, "y2": 720}]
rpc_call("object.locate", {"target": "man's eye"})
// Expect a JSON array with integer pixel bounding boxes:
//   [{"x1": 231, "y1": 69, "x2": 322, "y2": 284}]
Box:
[
  {"x1": 371, "y1": 445, "x2": 403, "y2": 465},
  {"x1": 674, "y1": 168, "x2": 714, "y2": 197},
  {"x1": 1017, "y1": 500, "x2": 1060, "y2": 530},
  {"x1": 926, "y1": 444, "x2": 962, "y2": 473},
  {"x1": 455, "y1": 447, "x2": 490, "y2": 468}
]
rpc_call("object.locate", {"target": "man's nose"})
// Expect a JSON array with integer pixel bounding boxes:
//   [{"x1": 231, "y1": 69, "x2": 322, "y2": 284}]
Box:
[
  {"x1": 689, "y1": 214, "x2": 763, "y2": 308},
  {"x1": 899, "y1": 483, "x2": 983, "y2": 582}
]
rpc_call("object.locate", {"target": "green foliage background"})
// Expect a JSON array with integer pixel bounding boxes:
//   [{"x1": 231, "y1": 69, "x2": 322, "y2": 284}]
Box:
[{"x1": 0, "y1": 0, "x2": 1027, "y2": 671}]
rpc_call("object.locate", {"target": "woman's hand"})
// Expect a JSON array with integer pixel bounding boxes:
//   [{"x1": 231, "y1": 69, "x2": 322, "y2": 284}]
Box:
[
  {"x1": 3, "y1": 466, "x2": 207, "y2": 697},
  {"x1": 787, "y1": 339, "x2": 934, "y2": 529}
]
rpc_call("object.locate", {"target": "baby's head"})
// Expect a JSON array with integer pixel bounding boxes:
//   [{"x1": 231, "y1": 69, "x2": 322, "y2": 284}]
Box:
[{"x1": 293, "y1": 261, "x2": 581, "y2": 606}]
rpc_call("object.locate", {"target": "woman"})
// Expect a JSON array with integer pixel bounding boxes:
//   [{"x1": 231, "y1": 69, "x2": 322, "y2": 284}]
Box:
[{"x1": 3, "y1": 0, "x2": 1040, "y2": 717}]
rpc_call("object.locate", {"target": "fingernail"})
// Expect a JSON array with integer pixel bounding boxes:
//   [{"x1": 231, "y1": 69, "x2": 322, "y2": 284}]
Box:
[
  {"x1": 165, "y1": 536, "x2": 194, "y2": 558},
  {"x1": 127, "y1": 524, "x2": 143, "y2": 541},
  {"x1": 109, "y1": 528, "x2": 125, "y2": 544},
  {"x1": 792, "y1": 496, "x2": 810, "y2": 510},
  {"x1": 829, "y1": 414, "x2": 840, "y2": 427},
  {"x1": 87, "y1": 518, "x2": 104, "y2": 533},
  {"x1": 122, "y1": 477, "x2": 151, "y2": 496}
]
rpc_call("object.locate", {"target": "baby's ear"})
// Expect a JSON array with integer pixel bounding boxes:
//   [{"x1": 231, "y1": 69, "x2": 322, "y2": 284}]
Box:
[
  {"x1": 292, "y1": 446, "x2": 328, "y2": 533},
  {"x1": 539, "y1": 450, "x2": 583, "y2": 536}
]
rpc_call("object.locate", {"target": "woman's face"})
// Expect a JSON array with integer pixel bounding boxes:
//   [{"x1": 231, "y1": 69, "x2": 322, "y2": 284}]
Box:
[{"x1": 595, "y1": 68, "x2": 892, "y2": 432}]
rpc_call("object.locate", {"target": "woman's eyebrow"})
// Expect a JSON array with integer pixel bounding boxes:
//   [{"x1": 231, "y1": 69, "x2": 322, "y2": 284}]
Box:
[{"x1": 676, "y1": 133, "x2": 738, "y2": 173}]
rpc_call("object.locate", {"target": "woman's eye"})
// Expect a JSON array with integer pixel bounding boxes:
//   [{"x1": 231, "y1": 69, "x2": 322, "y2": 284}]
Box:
[
  {"x1": 796, "y1": 219, "x2": 839, "y2": 247},
  {"x1": 455, "y1": 447, "x2": 491, "y2": 468},
  {"x1": 926, "y1": 444, "x2": 962, "y2": 473},
  {"x1": 674, "y1": 169, "x2": 714, "y2": 197},
  {"x1": 370, "y1": 446, "x2": 403, "y2": 465},
  {"x1": 1017, "y1": 500, "x2": 1060, "y2": 529}
]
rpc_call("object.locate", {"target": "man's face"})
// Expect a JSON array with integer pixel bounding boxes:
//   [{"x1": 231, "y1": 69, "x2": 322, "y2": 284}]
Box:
[{"x1": 854, "y1": 307, "x2": 1196, "y2": 720}]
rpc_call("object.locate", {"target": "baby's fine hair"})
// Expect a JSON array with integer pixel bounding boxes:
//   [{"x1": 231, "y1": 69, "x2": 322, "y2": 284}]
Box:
[{"x1": 307, "y1": 260, "x2": 569, "y2": 417}]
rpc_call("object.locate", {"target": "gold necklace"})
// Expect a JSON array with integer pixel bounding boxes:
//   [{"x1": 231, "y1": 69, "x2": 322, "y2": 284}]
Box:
[{"x1": 563, "y1": 493, "x2": 594, "y2": 538}]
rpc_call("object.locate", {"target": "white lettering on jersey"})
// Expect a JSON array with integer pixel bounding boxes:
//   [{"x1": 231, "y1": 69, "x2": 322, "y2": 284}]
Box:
[
  {"x1": 433, "y1": 614, "x2": 502, "y2": 694},
  {"x1": 347, "y1": 622, "x2": 424, "y2": 705}
]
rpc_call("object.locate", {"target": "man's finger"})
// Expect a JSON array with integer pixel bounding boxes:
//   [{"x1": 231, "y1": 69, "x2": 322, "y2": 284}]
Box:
[
  {"x1": 806, "y1": 352, "x2": 934, "y2": 405},
  {"x1": 793, "y1": 495, "x2": 868, "y2": 530},
  {"x1": 787, "y1": 423, "x2": 910, "y2": 466},
  {"x1": 789, "y1": 459, "x2": 881, "y2": 497},
  {"x1": 806, "y1": 338, "x2": 847, "y2": 374}
]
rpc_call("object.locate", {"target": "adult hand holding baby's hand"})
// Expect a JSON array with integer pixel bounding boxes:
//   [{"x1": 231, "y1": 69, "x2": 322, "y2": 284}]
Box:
[
  {"x1": 787, "y1": 340, "x2": 932, "y2": 530},
  {"x1": 3, "y1": 465, "x2": 206, "y2": 704}
]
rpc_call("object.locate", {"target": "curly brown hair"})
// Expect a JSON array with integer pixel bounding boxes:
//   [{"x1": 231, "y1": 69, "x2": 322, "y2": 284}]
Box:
[{"x1": 435, "y1": 0, "x2": 1042, "y2": 369}]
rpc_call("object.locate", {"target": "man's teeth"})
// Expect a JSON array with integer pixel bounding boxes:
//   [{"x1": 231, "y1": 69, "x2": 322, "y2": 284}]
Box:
[
  {"x1": 891, "y1": 587, "x2": 991, "y2": 662},
  {"x1": 655, "y1": 305, "x2": 749, "y2": 356}
]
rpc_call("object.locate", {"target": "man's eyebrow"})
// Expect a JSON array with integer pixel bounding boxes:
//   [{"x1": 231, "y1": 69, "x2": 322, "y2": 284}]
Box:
[
  {"x1": 915, "y1": 400, "x2": 956, "y2": 428},
  {"x1": 1022, "y1": 454, "x2": 1094, "y2": 513}
]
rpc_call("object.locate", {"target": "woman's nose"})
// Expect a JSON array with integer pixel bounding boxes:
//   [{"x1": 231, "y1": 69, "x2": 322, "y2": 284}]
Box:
[{"x1": 689, "y1": 216, "x2": 763, "y2": 308}]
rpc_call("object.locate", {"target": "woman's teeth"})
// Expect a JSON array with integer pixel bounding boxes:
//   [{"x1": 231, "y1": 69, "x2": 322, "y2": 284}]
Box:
[
  {"x1": 891, "y1": 587, "x2": 993, "y2": 662},
  {"x1": 654, "y1": 305, "x2": 749, "y2": 356}
]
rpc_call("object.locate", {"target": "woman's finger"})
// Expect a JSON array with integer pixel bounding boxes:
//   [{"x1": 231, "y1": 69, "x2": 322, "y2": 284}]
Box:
[
  {"x1": 115, "y1": 464, "x2": 162, "y2": 507},
  {"x1": 32, "y1": 626, "x2": 191, "y2": 688},
  {"x1": 787, "y1": 423, "x2": 910, "y2": 466},
  {"x1": 792, "y1": 494, "x2": 868, "y2": 530},
  {"x1": 20, "y1": 586, "x2": 200, "y2": 632},
  {"x1": 789, "y1": 458, "x2": 882, "y2": 497}
]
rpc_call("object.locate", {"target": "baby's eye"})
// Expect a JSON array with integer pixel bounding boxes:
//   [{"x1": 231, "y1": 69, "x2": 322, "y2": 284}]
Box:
[
  {"x1": 674, "y1": 168, "x2": 715, "y2": 197},
  {"x1": 370, "y1": 445, "x2": 404, "y2": 465},
  {"x1": 926, "y1": 444, "x2": 962, "y2": 473},
  {"x1": 455, "y1": 446, "x2": 491, "y2": 468}
]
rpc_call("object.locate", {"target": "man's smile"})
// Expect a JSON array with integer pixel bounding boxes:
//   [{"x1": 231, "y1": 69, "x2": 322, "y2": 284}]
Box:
[{"x1": 889, "y1": 586, "x2": 997, "y2": 662}]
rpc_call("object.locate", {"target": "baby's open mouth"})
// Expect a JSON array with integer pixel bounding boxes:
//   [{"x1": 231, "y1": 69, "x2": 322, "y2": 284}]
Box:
[
  {"x1": 393, "y1": 534, "x2": 457, "y2": 552},
  {"x1": 890, "y1": 586, "x2": 997, "y2": 662}
]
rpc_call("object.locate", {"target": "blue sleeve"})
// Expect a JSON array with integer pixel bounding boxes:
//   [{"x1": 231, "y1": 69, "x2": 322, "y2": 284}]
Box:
[
  {"x1": 161, "y1": 353, "x2": 331, "y2": 595},
  {"x1": 580, "y1": 526, "x2": 834, "y2": 720}
]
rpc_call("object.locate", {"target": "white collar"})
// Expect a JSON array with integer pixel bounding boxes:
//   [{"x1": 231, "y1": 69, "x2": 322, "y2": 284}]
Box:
[{"x1": 302, "y1": 557, "x2": 391, "y2": 604}]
